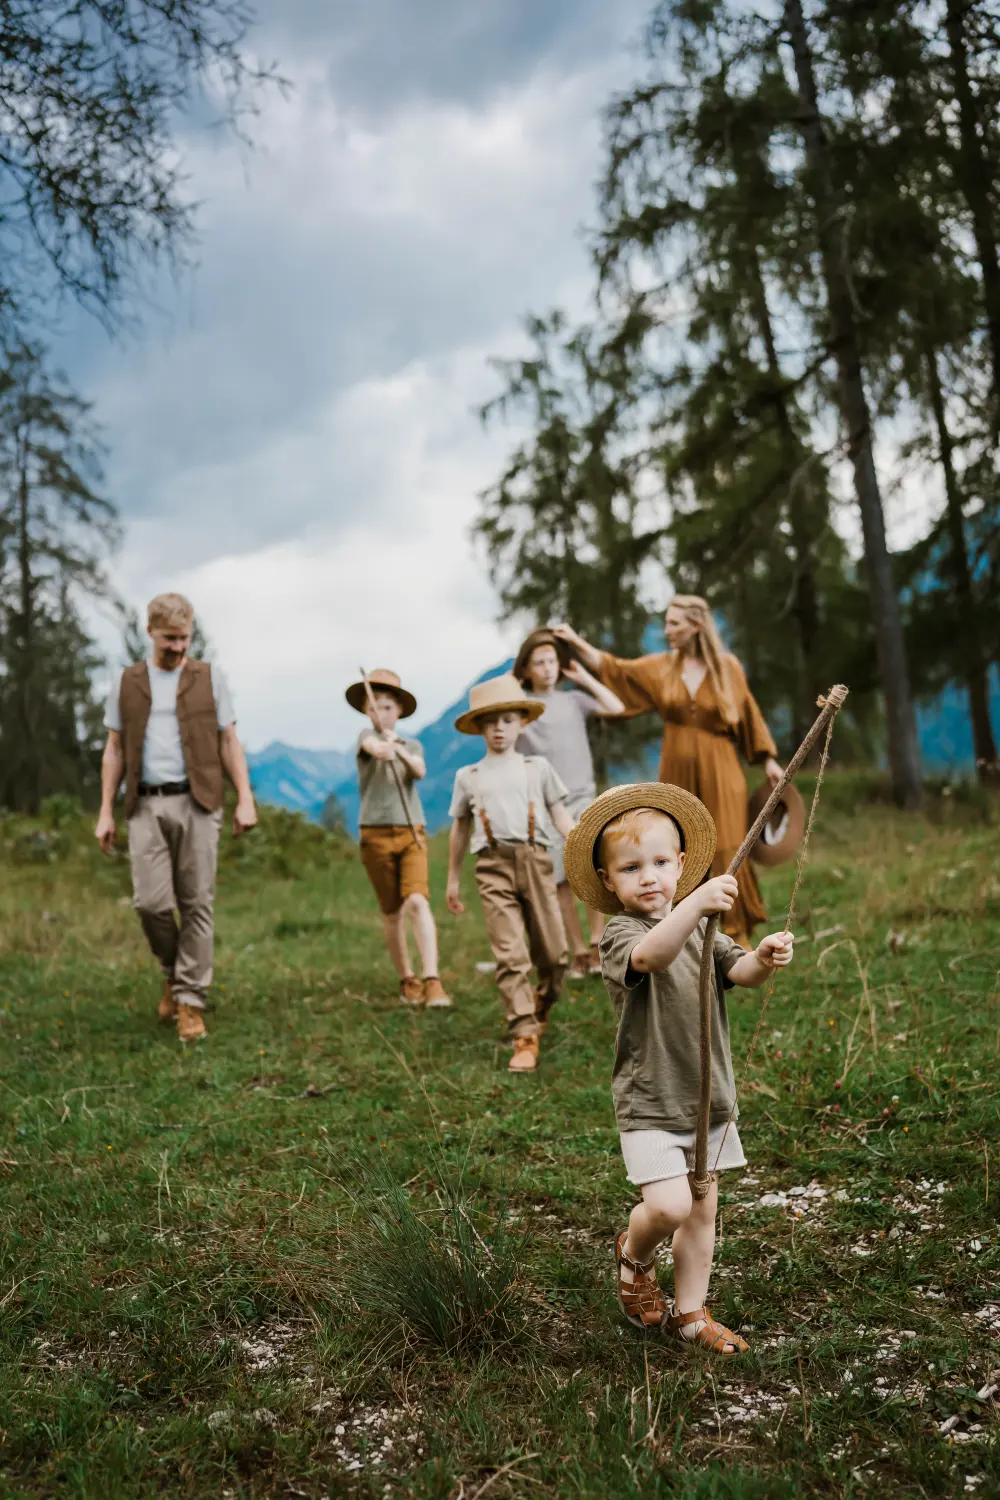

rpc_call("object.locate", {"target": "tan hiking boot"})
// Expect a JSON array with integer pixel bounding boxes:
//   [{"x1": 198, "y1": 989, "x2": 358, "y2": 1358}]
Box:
[
  {"x1": 422, "y1": 977, "x2": 452, "y2": 1009},
  {"x1": 508, "y1": 1036, "x2": 539, "y2": 1073},
  {"x1": 568, "y1": 951, "x2": 590, "y2": 981},
  {"x1": 399, "y1": 976, "x2": 425, "y2": 1006},
  {"x1": 177, "y1": 1004, "x2": 207, "y2": 1043},
  {"x1": 158, "y1": 978, "x2": 177, "y2": 1023}
]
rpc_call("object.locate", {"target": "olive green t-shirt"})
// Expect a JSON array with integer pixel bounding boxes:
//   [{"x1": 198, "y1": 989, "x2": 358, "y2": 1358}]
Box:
[
  {"x1": 356, "y1": 731, "x2": 425, "y2": 827},
  {"x1": 599, "y1": 913, "x2": 746, "y2": 1133}
]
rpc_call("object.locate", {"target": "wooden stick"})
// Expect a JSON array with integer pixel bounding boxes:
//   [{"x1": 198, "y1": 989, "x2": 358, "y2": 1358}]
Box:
[
  {"x1": 690, "y1": 684, "x2": 848, "y2": 1200},
  {"x1": 358, "y1": 666, "x2": 423, "y2": 849}
]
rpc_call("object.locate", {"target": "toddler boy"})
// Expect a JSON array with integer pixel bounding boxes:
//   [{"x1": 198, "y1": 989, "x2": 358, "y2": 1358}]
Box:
[
  {"x1": 564, "y1": 783, "x2": 794, "y2": 1353},
  {"x1": 447, "y1": 674, "x2": 573, "y2": 1072}
]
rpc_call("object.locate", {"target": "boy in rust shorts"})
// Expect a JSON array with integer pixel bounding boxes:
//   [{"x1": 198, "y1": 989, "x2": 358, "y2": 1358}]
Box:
[
  {"x1": 347, "y1": 669, "x2": 450, "y2": 1008},
  {"x1": 446, "y1": 674, "x2": 573, "y2": 1072}
]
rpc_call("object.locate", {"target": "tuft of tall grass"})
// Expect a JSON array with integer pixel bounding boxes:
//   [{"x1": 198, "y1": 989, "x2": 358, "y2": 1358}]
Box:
[{"x1": 341, "y1": 1149, "x2": 526, "y2": 1357}]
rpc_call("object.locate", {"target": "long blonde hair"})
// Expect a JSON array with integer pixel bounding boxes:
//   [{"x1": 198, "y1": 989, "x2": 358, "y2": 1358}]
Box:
[{"x1": 668, "y1": 595, "x2": 739, "y2": 726}]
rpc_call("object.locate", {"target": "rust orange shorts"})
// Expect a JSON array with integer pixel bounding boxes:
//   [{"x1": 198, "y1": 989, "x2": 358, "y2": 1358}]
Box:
[{"x1": 359, "y1": 825, "x2": 429, "y2": 915}]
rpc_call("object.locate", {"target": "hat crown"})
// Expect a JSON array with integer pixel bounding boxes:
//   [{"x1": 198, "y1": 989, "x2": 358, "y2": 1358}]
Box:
[
  {"x1": 466, "y1": 673, "x2": 531, "y2": 716},
  {"x1": 367, "y1": 668, "x2": 403, "y2": 691}
]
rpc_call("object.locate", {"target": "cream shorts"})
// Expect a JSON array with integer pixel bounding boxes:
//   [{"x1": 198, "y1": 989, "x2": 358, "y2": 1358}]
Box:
[
  {"x1": 620, "y1": 1122, "x2": 747, "y2": 1185},
  {"x1": 551, "y1": 788, "x2": 597, "y2": 886}
]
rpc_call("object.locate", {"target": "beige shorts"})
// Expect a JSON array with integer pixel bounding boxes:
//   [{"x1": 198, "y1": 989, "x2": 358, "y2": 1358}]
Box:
[
  {"x1": 620, "y1": 1122, "x2": 746, "y2": 1185},
  {"x1": 359, "y1": 825, "x2": 429, "y2": 915}
]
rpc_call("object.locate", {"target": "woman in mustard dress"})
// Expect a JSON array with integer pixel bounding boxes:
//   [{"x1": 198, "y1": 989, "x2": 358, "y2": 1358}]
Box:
[{"x1": 553, "y1": 597, "x2": 783, "y2": 947}]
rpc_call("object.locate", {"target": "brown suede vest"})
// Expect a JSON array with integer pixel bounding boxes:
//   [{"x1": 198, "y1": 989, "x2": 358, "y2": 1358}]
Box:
[{"x1": 119, "y1": 660, "x2": 224, "y2": 818}]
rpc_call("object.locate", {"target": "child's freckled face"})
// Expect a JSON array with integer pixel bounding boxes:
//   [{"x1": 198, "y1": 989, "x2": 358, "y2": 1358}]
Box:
[
  {"x1": 367, "y1": 691, "x2": 403, "y2": 735},
  {"x1": 480, "y1": 709, "x2": 528, "y2": 754},
  {"x1": 600, "y1": 823, "x2": 685, "y2": 917}
]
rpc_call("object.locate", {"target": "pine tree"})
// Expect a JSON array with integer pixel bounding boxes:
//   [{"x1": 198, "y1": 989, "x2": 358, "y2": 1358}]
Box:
[{"x1": 0, "y1": 346, "x2": 119, "y2": 811}]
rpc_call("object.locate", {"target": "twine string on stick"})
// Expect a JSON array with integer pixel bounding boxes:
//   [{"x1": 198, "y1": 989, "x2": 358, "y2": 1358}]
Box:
[{"x1": 690, "y1": 684, "x2": 848, "y2": 1201}]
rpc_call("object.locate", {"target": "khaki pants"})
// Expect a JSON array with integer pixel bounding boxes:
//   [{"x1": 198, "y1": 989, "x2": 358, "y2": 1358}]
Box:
[
  {"x1": 475, "y1": 844, "x2": 568, "y2": 1040},
  {"x1": 128, "y1": 794, "x2": 223, "y2": 1011}
]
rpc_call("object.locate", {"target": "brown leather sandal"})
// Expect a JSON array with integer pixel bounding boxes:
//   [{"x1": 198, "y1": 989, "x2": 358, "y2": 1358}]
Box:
[
  {"x1": 666, "y1": 1305, "x2": 749, "y2": 1355},
  {"x1": 614, "y1": 1231, "x2": 668, "y2": 1329}
]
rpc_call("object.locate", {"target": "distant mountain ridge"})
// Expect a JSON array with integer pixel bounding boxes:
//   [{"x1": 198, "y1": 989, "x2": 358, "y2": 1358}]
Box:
[{"x1": 247, "y1": 663, "x2": 1000, "y2": 830}]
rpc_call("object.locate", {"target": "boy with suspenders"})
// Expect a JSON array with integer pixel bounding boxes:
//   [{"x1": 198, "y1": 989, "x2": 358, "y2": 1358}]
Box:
[{"x1": 446, "y1": 675, "x2": 573, "y2": 1072}]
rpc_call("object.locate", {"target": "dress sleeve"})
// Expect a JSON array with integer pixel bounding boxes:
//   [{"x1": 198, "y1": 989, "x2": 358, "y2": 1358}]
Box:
[
  {"x1": 729, "y1": 657, "x2": 777, "y2": 764},
  {"x1": 596, "y1": 652, "x2": 665, "y2": 720}
]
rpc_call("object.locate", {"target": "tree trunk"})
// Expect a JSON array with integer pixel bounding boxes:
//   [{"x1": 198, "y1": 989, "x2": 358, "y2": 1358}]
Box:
[
  {"x1": 15, "y1": 433, "x2": 40, "y2": 814},
  {"x1": 925, "y1": 347, "x2": 999, "y2": 776},
  {"x1": 944, "y1": 0, "x2": 1000, "y2": 436},
  {"x1": 782, "y1": 0, "x2": 923, "y2": 806},
  {"x1": 747, "y1": 243, "x2": 820, "y2": 742}
]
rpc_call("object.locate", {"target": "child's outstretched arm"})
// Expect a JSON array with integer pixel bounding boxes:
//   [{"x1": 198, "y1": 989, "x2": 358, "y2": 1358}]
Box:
[
  {"x1": 446, "y1": 816, "x2": 472, "y2": 914},
  {"x1": 631, "y1": 875, "x2": 739, "y2": 973},
  {"x1": 728, "y1": 931, "x2": 795, "y2": 987}
]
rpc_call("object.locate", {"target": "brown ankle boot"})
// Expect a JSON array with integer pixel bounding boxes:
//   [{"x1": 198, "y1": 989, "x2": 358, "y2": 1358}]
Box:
[
  {"x1": 177, "y1": 1004, "x2": 207, "y2": 1043},
  {"x1": 399, "y1": 976, "x2": 424, "y2": 1006},
  {"x1": 158, "y1": 978, "x2": 177, "y2": 1023},
  {"x1": 422, "y1": 977, "x2": 452, "y2": 1008},
  {"x1": 508, "y1": 1036, "x2": 539, "y2": 1072}
]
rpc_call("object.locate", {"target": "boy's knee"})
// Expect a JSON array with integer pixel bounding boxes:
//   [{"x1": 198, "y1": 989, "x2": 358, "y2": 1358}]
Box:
[{"x1": 402, "y1": 891, "x2": 429, "y2": 914}]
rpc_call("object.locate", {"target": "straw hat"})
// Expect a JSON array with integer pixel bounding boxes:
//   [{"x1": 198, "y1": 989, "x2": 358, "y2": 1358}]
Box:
[
  {"x1": 454, "y1": 673, "x2": 546, "y2": 736},
  {"x1": 345, "y1": 668, "x2": 417, "y2": 719},
  {"x1": 563, "y1": 782, "x2": 717, "y2": 915},
  {"x1": 513, "y1": 628, "x2": 575, "y2": 686},
  {"x1": 747, "y1": 780, "x2": 806, "y2": 867}
]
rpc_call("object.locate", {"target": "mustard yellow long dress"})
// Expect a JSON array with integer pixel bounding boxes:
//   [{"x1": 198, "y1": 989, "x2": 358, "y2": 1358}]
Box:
[{"x1": 597, "y1": 649, "x2": 777, "y2": 943}]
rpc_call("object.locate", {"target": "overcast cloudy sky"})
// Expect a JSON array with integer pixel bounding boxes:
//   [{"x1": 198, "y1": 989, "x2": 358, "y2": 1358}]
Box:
[{"x1": 57, "y1": 0, "x2": 651, "y2": 751}]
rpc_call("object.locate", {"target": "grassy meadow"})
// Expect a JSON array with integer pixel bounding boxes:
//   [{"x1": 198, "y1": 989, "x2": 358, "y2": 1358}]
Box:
[{"x1": 0, "y1": 778, "x2": 997, "y2": 1498}]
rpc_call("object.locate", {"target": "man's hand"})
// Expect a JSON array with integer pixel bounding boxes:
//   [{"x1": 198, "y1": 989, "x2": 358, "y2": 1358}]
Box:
[
  {"x1": 756, "y1": 930, "x2": 794, "y2": 970},
  {"x1": 95, "y1": 809, "x2": 117, "y2": 855},
  {"x1": 446, "y1": 878, "x2": 464, "y2": 916},
  {"x1": 233, "y1": 797, "x2": 258, "y2": 838},
  {"x1": 551, "y1": 623, "x2": 585, "y2": 651},
  {"x1": 698, "y1": 874, "x2": 739, "y2": 914}
]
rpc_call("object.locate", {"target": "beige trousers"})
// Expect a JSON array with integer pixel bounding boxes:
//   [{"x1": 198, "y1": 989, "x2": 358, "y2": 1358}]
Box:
[
  {"x1": 128, "y1": 794, "x2": 223, "y2": 1010},
  {"x1": 474, "y1": 844, "x2": 568, "y2": 1040}
]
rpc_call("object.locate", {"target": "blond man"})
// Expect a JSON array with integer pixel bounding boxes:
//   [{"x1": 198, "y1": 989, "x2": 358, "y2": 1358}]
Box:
[{"x1": 95, "y1": 594, "x2": 257, "y2": 1041}]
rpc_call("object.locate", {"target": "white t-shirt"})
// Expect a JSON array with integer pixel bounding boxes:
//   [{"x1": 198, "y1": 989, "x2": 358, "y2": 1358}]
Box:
[
  {"x1": 449, "y1": 752, "x2": 568, "y2": 854},
  {"x1": 104, "y1": 662, "x2": 236, "y2": 786}
]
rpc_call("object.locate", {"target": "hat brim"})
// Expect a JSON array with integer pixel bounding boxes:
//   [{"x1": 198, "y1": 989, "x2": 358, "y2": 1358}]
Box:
[
  {"x1": 454, "y1": 699, "x2": 545, "y2": 736},
  {"x1": 564, "y1": 783, "x2": 717, "y2": 915},
  {"x1": 345, "y1": 681, "x2": 417, "y2": 718},
  {"x1": 513, "y1": 631, "x2": 576, "y2": 685},
  {"x1": 747, "y1": 780, "x2": 806, "y2": 866}
]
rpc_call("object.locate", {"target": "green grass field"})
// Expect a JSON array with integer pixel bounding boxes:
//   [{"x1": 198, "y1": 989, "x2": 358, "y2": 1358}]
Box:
[{"x1": 0, "y1": 780, "x2": 997, "y2": 1498}]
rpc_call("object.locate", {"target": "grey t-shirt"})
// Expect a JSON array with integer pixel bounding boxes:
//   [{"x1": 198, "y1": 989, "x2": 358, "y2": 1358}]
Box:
[
  {"x1": 600, "y1": 913, "x2": 746, "y2": 1133},
  {"x1": 517, "y1": 687, "x2": 599, "y2": 800},
  {"x1": 357, "y1": 731, "x2": 425, "y2": 827},
  {"x1": 449, "y1": 752, "x2": 568, "y2": 854},
  {"x1": 104, "y1": 662, "x2": 235, "y2": 786}
]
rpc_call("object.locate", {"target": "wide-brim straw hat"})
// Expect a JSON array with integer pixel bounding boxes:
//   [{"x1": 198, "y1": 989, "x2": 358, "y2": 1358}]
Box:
[
  {"x1": 747, "y1": 780, "x2": 806, "y2": 867},
  {"x1": 345, "y1": 668, "x2": 417, "y2": 719},
  {"x1": 513, "y1": 628, "x2": 576, "y2": 686},
  {"x1": 564, "y1": 782, "x2": 717, "y2": 915},
  {"x1": 454, "y1": 673, "x2": 546, "y2": 736}
]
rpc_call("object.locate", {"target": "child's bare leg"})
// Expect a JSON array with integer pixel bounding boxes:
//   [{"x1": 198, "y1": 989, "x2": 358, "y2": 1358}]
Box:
[
  {"x1": 403, "y1": 892, "x2": 438, "y2": 978},
  {"x1": 622, "y1": 1176, "x2": 692, "y2": 1280},
  {"x1": 671, "y1": 1176, "x2": 718, "y2": 1335},
  {"x1": 383, "y1": 909, "x2": 413, "y2": 980},
  {"x1": 557, "y1": 882, "x2": 587, "y2": 959}
]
